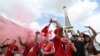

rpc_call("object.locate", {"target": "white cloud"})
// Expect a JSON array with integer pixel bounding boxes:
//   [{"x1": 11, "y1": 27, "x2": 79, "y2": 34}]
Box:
[
  {"x1": 82, "y1": 10, "x2": 100, "y2": 43},
  {"x1": 0, "y1": 0, "x2": 99, "y2": 31},
  {"x1": 30, "y1": 22, "x2": 41, "y2": 32},
  {"x1": 36, "y1": 0, "x2": 74, "y2": 15},
  {"x1": 0, "y1": 0, "x2": 97, "y2": 24},
  {"x1": 84, "y1": 13, "x2": 100, "y2": 32},
  {"x1": 0, "y1": 0, "x2": 84, "y2": 24},
  {"x1": 0, "y1": 0, "x2": 41, "y2": 24},
  {"x1": 30, "y1": 22, "x2": 56, "y2": 31},
  {"x1": 68, "y1": 0, "x2": 98, "y2": 23}
]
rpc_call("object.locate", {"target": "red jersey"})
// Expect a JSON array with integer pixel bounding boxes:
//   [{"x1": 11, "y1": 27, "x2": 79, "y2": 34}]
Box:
[
  {"x1": 40, "y1": 41, "x2": 53, "y2": 52},
  {"x1": 27, "y1": 43, "x2": 39, "y2": 56},
  {"x1": 23, "y1": 42, "x2": 34, "y2": 56},
  {"x1": 65, "y1": 43, "x2": 73, "y2": 56},
  {"x1": 53, "y1": 37, "x2": 66, "y2": 56},
  {"x1": 53, "y1": 36, "x2": 74, "y2": 56},
  {"x1": 5, "y1": 44, "x2": 18, "y2": 56}
]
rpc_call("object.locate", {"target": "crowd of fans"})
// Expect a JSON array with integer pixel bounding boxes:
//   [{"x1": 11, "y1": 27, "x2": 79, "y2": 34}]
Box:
[{"x1": 0, "y1": 19, "x2": 100, "y2": 56}]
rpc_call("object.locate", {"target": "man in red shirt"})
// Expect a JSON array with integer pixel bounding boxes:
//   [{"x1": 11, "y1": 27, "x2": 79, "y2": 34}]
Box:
[
  {"x1": 40, "y1": 19, "x2": 55, "y2": 56},
  {"x1": 51, "y1": 19, "x2": 77, "y2": 56},
  {"x1": 61, "y1": 37, "x2": 77, "y2": 56},
  {"x1": 40, "y1": 37, "x2": 55, "y2": 56},
  {"x1": 18, "y1": 36, "x2": 34, "y2": 56},
  {"x1": 27, "y1": 19, "x2": 55, "y2": 56},
  {"x1": 5, "y1": 39, "x2": 19, "y2": 56},
  {"x1": 27, "y1": 31, "x2": 40, "y2": 56}
]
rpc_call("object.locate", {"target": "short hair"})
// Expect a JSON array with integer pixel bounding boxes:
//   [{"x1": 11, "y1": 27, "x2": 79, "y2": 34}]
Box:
[{"x1": 72, "y1": 35, "x2": 79, "y2": 37}]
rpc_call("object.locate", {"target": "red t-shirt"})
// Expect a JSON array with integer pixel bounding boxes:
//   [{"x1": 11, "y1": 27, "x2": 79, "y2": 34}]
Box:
[
  {"x1": 40, "y1": 41, "x2": 53, "y2": 52},
  {"x1": 53, "y1": 37, "x2": 66, "y2": 56},
  {"x1": 23, "y1": 42, "x2": 34, "y2": 56},
  {"x1": 27, "y1": 43, "x2": 39, "y2": 56},
  {"x1": 65, "y1": 43, "x2": 73, "y2": 56},
  {"x1": 5, "y1": 44, "x2": 18, "y2": 56}
]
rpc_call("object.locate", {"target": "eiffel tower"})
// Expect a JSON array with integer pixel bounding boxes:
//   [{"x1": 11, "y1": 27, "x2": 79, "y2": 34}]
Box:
[{"x1": 63, "y1": 6, "x2": 76, "y2": 35}]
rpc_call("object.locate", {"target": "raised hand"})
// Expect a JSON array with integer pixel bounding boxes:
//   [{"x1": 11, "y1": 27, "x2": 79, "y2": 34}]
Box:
[
  {"x1": 49, "y1": 19, "x2": 56, "y2": 23},
  {"x1": 1, "y1": 38, "x2": 10, "y2": 44},
  {"x1": 49, "y1": 19, "x2": 53, "y2": 23},
  {"x1": 85, "y1": 26, "x2": 97, "y2": 40},
  {"x1": 6, "y1": 38, "x2": 10, "y2": 41},
  {"x1": 17, "y1": 36, "x2": 21, "y2": 40},
  {"x1": 36, "y1": 31, "x2": 40, "y2": 35},
  {"x1": 85, "y1": 26, "x2": 91, "y2": 28}
]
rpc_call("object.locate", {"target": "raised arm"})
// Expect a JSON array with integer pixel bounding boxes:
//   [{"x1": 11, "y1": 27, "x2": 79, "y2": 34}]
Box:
[
  {"x1": 18, "y1": 37, "x2": 25, "y2": 46},
  {"x1": 71, "y1": 43, "x2": 77, "y2": 52},
  {"x1": 1, "y1": 38, "x2": 9, "y2": 44},
  {"x1": 35, "y1": 31, "x2": 40, "y2": 43},
  {"x1": 0, "y1": 38, "x2": 9, "y2": 49},
  {"x1": 53, "y1": 20, "x2": 63, "y2": 29},
  {"x1": 52, "y1": 20, "x2": 63, "y2": 38},
  {"x1": 85, "y1": 26, "x2": 97, "y2": 40},
  {"x1": 41, "y1": 19, "x2": 52, "y2": 37}
]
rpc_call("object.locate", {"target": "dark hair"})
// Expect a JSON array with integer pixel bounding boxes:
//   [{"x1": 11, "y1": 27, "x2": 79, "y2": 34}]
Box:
[
  {"x1": 83, "y1": 34, "x2": 91, "y2": 42},
  {"x1": 83, "y1": 34, "x2": 90, "y2": 38},
  {"x1": 83, "y1": 34, "x2": 95, "y2": 54},
  {"x1": 72, "y1": 35, "x2": 79, "y2": 37}
]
